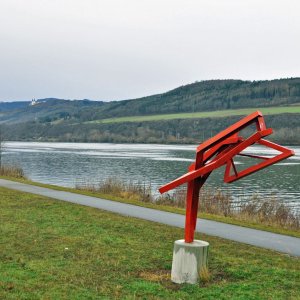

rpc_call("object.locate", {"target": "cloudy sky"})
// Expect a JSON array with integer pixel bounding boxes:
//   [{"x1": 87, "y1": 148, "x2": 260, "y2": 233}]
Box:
[{"x1": 0, "y1": 0, "x2": 299, "y2": 101}]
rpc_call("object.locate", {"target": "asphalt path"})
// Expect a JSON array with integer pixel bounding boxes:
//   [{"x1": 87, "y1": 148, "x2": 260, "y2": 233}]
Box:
[{"x1": 0, "y1": 179, "x2": 299, "y2": 256}]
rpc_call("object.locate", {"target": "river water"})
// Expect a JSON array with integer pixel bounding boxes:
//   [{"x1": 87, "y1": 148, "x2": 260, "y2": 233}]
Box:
[{"x1": 3, "y1": 142, "x2": 300, "y2": 212}]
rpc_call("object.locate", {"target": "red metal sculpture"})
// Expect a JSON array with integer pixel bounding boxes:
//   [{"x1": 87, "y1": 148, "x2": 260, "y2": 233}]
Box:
[{"x1": 159, "y1": 111, "x2": 295, "y2": 243}]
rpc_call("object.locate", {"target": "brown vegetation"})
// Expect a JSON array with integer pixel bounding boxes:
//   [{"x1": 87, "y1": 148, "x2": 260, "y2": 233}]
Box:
[
  {"x1": 199, "y1": 267, "x2": 211, "y2": 284},
  {"x1": 0, "y1": 165, "x2": 26, "y2": 178},
  {"x1": 77, "y1": 177, "x2": 300, "y2": 231},
  {"x1": 76, "y1": 177, "x2": 153, "y2": 203},
  {"x1": 158, "y1": 186, "x2": 300, "y2": 231}
]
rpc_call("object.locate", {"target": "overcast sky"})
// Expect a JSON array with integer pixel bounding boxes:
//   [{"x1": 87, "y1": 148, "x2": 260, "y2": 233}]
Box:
[{"x1": 0, "y1": 0, "x2": 299, "y2": 102}]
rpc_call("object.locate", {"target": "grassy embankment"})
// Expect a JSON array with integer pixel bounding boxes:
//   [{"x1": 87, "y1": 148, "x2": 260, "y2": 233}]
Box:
[
  {"x1": 1, "y1": 174, "x2": 299, "y2": 238},
  {"x1": 87, "y1": 106, "x2": 300, "y2": 124},
  {"x1": 0, "y1": 187, "x2": 299, "y2": 299}
]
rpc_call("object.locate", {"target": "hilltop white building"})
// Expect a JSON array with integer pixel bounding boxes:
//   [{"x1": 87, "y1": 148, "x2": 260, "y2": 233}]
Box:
[{"x1": 31, "y1": 99, "x2": 37, "y2": 106}]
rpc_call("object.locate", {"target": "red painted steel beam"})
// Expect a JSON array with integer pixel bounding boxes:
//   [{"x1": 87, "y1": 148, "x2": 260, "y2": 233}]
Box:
[
  {"x1": 224, "y1": 140, "x2": 295, "y2": 183},
  {"x1": 196, "y1": 111, "x2": 264, "y2": 153},
  {"x1": 159, "y1": 128, "x2": 272, "y2": 194},
  {"x1": 200, "y1": 135, "x2": 241, "y2": 164},
  {"x1": 224, "y1": 151, "x2": 293, "y2": 183},
  {"x1": 158, "y1": 111, "x2": 295, "y2": 243},
  {"x1": 237, "y1": 153, "x2": 270, "y2": 160}
]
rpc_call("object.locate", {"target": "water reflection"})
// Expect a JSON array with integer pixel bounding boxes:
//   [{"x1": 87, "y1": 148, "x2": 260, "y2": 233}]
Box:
[{"x1": 3, "y1": 142, "x2": 300, "y2": 211}]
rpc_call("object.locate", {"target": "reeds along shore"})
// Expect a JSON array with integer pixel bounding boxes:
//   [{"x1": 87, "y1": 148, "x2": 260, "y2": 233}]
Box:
[
  {"x1": 77, "y1": 177, "x2": 300, "y2": 231},
  {"x1": 0, "y1": 165, "x2": 26, "y2": 178},
  {"x1": 76, "y1": 177, "x2": 154, "y2": 203}
]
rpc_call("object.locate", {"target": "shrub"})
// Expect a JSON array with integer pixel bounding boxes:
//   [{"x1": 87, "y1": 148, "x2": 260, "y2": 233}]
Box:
[
  {"x1": 77, "y1": 178, "x2": 300, "y2": 231},
  {"x1": 76, "y1": 177, "x2": 153, "y2": 203},
  {"x1": 0, "y1": 165, "x2": 26, "y2": 179}
]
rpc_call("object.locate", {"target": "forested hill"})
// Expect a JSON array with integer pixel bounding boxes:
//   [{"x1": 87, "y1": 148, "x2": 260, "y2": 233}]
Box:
[
  {"x1": 1, "y1": 78, "x2": 300, "y2": 145},
  {"x1": 97, "y1": 78, "x2": 300, "y2": 120},
  {"x1": 1, "y1": 78, "x2": 300, "y2": 124}
]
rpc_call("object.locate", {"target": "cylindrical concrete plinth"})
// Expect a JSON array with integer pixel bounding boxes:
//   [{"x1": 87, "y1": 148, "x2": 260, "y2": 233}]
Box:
[{"x1": 171, "y1": 239, "x2": 209, "y2": 284}]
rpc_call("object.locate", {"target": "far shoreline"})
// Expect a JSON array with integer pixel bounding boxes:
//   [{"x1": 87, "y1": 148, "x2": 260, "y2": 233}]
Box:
[{"x1": 4, "y1": 140, "x2": 300, "y2": 147}]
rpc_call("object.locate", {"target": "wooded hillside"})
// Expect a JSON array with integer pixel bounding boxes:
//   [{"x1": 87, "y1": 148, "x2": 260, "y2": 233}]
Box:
[
  {"x1": 1, "y1": 78, "x2": 300, "y2": 144},
  {"x1": 1, "y1": 78, "x2": 300, "y2": 124}
]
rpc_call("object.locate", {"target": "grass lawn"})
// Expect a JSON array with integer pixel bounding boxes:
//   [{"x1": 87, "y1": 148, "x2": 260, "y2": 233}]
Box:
[
  {"x1": 0, "y1": 187, "x2": 299, "y2": 299},
  {"x1": 86, "y1": 106, "x2": 300, "y2": 124},
  {"x1": 1, "y1": 176, "x2": 299, "y2": 238}
]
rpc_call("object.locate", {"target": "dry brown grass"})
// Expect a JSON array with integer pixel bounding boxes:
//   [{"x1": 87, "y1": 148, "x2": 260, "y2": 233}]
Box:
[
  {"x1": 0, "y1": 165, "x2": 26, "y2": 179},
  {"x1": 199, "y1": 267, "x2": 211, "y2": 284},
  {"x1": 157, "y1": 187, "x2": 232, "y2": 216},
  {"x1": 139, "y1": 270, "x2": 170, "y2": 282},
  {"x1": 157, "y1": 186, "x2": 300, "y2": 231},
  {"x1": 78, "y1": 177, "x2": 300, "y2": 231},
  {"x1": 76, "y1": 177, "x2": 153, "y2": 202},
  {"x1": 237, "y1": 196, "x2": 300, "y2": 230}
]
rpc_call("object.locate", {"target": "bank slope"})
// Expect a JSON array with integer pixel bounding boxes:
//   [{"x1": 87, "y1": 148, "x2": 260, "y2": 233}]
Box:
[{"x1": 1, "y1": 187, "x2": 299, "y2": 299}]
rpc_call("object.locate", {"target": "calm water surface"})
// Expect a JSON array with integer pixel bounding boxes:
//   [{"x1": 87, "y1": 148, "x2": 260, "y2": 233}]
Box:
[{"x1": 3, "y1": 142, "x2": 300, "y2": 211}]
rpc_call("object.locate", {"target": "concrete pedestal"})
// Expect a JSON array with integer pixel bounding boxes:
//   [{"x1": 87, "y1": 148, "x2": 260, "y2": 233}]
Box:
[{"x1": 171, "y1": 239, "x2": 209, "y2": 284}]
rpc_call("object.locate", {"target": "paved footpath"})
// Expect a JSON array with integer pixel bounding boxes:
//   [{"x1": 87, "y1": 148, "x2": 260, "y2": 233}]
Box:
[{"x1": 1, "y1": 179, "x2": 299, "y2": 257}]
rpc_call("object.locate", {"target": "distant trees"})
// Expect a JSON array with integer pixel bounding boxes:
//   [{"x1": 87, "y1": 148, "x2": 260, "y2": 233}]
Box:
[
  {"x1": 24, "y1": 79, "x2": 300, "y2": 124},
  {"x1": 89, "y1": 78, "x2": 300, "y2": 120},
  {"x1": 1, "y1": 78, "x2": 300, "y2": 145},
  {"x1": 1, "y1": 79, "x2": 300, "y2": 126},
  {"x1": 3, "y1": 113, "x2": 300, "y2": 145}
]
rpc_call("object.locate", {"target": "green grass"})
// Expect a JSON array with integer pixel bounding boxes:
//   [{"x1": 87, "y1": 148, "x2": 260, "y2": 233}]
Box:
[
  {"x1": 86, "y1": 106, "x2": 300, "y2": 124},
  {"x1": 0, "y1": 187, "x2": 299, "y2": 299},
  {"x1": 1, "y1": 176, "x2": 299, "y2": 238}
]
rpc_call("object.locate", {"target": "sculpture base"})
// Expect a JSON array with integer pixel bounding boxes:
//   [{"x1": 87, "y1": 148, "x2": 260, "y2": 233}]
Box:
[{"x1": 171, "y1": 239, "x2": 209, "y2": 284}]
